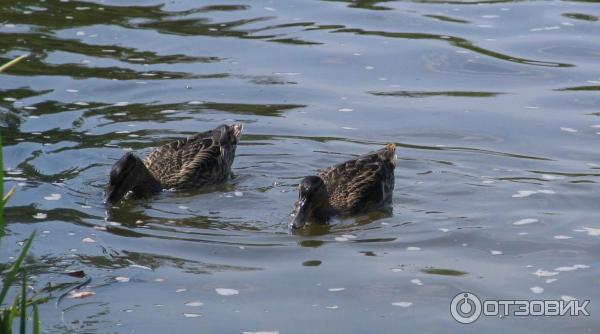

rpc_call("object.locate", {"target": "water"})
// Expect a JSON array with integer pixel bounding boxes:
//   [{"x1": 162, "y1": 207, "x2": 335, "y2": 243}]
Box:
[{"x1": 1, "y1": 0, "x2": 599, "y2": 332}]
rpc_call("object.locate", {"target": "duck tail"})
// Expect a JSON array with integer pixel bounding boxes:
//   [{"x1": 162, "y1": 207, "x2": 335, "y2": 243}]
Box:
[{"x1": 378, "y1": 143, "x2": 397, "y2": 166}]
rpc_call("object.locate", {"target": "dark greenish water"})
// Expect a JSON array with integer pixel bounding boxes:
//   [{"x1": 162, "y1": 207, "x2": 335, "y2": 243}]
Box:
[{"x1": 1, "y1": 0, "x2": 599, "y2": 332}]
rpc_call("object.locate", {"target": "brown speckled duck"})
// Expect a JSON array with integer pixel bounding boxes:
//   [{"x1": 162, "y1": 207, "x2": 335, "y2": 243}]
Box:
[
  {"x1": 105, "y1": 123, "x2": 243, "y2": 203},
  {"x1": 289, "y1": 144, "x2": 396, "y2": 230}
]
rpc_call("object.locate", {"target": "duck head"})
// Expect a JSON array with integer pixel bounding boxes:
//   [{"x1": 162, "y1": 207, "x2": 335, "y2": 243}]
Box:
[
  {"x1": 214, "y1": 123, "x2": 243, "y2": 165},
  {"x1": 289, "y1": 175, "x2": 333, "y2": 230},
  {"x1": 105, "y1": 152, "x2": 146, "y2": 204}
]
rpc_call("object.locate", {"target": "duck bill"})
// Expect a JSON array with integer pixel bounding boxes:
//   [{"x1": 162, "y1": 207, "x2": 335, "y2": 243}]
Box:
[{"x1": 289, "y1": 200, "x2": 309, "y2": 231}]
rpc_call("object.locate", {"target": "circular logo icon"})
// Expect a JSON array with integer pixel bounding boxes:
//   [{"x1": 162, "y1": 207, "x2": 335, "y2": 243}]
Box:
[{"x1": 450, "y1": 292, "x2": 482, "y2": 324}]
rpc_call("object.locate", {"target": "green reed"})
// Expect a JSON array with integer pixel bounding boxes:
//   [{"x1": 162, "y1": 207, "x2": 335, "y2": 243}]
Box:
[{"x1": 0, "y1": 54, "x2": 41, "y2": 334}]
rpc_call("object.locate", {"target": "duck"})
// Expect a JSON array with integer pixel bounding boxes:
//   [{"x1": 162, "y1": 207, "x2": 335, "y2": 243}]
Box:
[
  {"x1": 289, "y1": 143, "x2": 396, "y2": 230},
  {"x1": 105, "y1": 123, "x2": 243, "y2": 203}
]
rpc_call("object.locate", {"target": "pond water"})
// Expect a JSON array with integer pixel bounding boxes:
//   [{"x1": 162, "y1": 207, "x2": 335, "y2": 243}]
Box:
[{"x1": 1, "y1": 0, "x2": 599, "y2": 332}]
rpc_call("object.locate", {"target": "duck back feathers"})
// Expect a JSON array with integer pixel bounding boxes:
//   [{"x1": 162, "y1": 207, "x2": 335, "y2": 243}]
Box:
[{"x1": 317, "y1": 144, "x2": 396, "y2": 214}]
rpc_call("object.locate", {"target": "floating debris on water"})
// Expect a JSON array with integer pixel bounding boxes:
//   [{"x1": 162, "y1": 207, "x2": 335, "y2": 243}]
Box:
[
  {"x1": 513, "y1": 218, "x2": 539, "y2": 225},
  {"x1": 532, "y1": 269, "x2": 558, "y2": 277},
  {"x1": 392, "y1": 302, "x2": 412, "y2": 307},
  {"x1": 574, "y1": 227, "x2": 600, "y2": 236},
  {"x1": 325, "y1": 305, "x2": 338, "y2": 309},
  {"x1": 490, "y1": 250, "x2": 503, "y2": 255},
  {"x1": 183, "y1": 313, "x2": 201, "y2": 318},
  {"x1": 68, "y1": 291, "x2": 95, "y2": 299},
  {"x1": 553, "y1": 235, "x2": 572, "y2": 239},
  {"x1": 554, "y1": 264, "x2": 590, "y2": 272},
  {"x1": 406, "y1": 246, "x2": 421, "y2": 251},
  {"x1": 129, "y1": 264, "x2": 152, "y2": 271},
  {"x1": 530, "y1": 286, "x2": 544, "y2": 294},
  {"x1": 44, "y1": 193, "x2": 61, "y2": 201},
  {"x1": 33, "y1": 212, "x2": 47, "y2": 219},
  {"x1": 411, "y1": 279, "x2": 423, "y2": 286},
  {"x1": 216, "y1": 288, "x2": 239, "y2": 296},
  {"x1": 328, "y1": 287, "x2": 345, "y2": 292}
]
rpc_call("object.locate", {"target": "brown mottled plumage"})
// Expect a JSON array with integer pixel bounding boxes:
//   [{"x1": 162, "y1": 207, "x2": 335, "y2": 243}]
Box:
[
  {"x1": 290, "y1": 144, "x2": 396, "y2": 230},
  {"x1": 105, "y1": 123, "x2": 243, "y2": 203}
]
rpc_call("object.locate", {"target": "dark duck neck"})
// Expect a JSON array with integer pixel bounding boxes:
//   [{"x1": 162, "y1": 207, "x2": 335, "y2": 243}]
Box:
[{"x1": 105, "y1": 152, "x2": 162, "y2": 203}]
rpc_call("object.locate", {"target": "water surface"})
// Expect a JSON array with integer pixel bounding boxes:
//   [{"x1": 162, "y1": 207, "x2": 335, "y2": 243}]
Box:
[{"x1": 1, "y1": 0, "x2": 599, "y2": 332}]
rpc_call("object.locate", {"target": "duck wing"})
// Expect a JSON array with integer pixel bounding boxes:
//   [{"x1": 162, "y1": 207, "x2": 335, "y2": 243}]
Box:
[
  {"x1": 318, "y1": 144, "x2": 396, "y2": 214},
  {"x1": 143, "y1": 130, "x2": 223, "y2": 188}
]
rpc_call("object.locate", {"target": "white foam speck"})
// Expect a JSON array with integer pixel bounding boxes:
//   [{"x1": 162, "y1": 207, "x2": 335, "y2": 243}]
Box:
[
  {"x1": 341, "y1": 234, "x2": 357, "y2": 239},
  {"x1": 560, "y1": 127, "x2": 578, "y2": 133},
  {"x1": 178, "y1": 205, "x2": 189, "y2": 210},
  {"x1": 326, "y1": 305, "x2": 338, "y2": 309},
  {"x1": 82, "y1": 237, "x2": 96, "y2": 243},
  {"x1": 188, "y1": 100, "x2": 204, "y2": 105},
  {"x1": 328, "y1": 288, "x2": 345, "y2": 292},
  {"x1": 334, "y1": 237, "x2": 349, "y2": 242},
  {"x1": 115, "y1": 276, "x2": 130, "y2": 283},
  {"x1": 66, "y1": 89, "x2": 79, "y2": 93},
  {"x1": 234, "y1": 191, "x2": 243, "y2": 197},
  {"x1": 44, "y1": 193, "x2": 61, "y2": 201},
  {"x1": 545, "y1": 278, "x2": 557, "y2": 284},
  {"x1": 365, "y1": 66, "x2": 374, "y2": 70},
  {"x1": 532, "y1": 269, "x2": 558, "y2": 277},
  {"x1": 530, "y1": 286, "x2": 544, "y2": 294},
  {"x1": 341, "y1": 126, "x2": 357, "y2": 130},
  {"x1": 183, "y1": 313, "x2": 201, "y2": 318},
  {"x1": 392, "y1": 302, "x2": 412, "y2": 307},
  {"x1": 216, "y1": 288, "x2": 239, "y2": 296},
  {"x1": 185, "y1": 301, "x2": 203, "y2": 307},
  {"x1": 554, "y1": 264, "x2": 590, "y2": 272},
  {"x1": 410, "y1": 279, "x2": 423, "y2": 286},
  {"x1": 33, "y1": 213, "x2": 47, "y2": 219},
  {"x1": 439, "y1": 228, "x2": 450, "y2": 232},
  {"x1": 490, "y1": 250, "x2": 503, "y2": 255},
  {"x1": 338, "y1": 108, "x2": 353, "y2": 112},
  {"x1": 537, "y1": 189, "x2": 555, "y2": 194},
  {"x1": 160, "y1": 109, "x2": 177, "y2": 114},
  {"x1": 513, "y1": 218, "x2": 539, "y2": 225},
  {"x1": 391, "y1": 268, "x2": 403, "y2": 272},
  {"x1": 553, "y1": 235, "x2": 572, "y2": 240},
  {"x1": 406, "y1": 246, "x2": 421, "y2": 251}
]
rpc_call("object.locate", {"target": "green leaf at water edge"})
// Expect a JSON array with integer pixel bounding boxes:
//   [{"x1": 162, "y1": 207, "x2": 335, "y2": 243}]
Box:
[
  {"x1": 20, "y1": 269, "x2": 26, "y2": 334},
  {"x1": 0, "y1": 232, "x2": 35, "y2": 305},
  {"x1": 33, "y1": 304, "x2": 40, "y2": 334}
]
